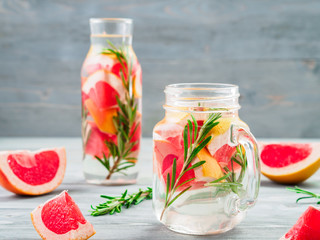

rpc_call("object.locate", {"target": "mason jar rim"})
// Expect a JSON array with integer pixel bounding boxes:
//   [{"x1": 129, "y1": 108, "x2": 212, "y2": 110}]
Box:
[
  {"x1": 164, "y1": 83, "x2": 240, "y2": 112},
  {"x1": 165, "y1": 83, "x2": 239, "y2": 92}
]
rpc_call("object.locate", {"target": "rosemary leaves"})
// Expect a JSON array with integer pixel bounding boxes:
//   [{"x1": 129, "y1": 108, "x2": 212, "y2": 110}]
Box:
[
  {"x1": 91, "y1": 187, "x2": 152, "y2": 216},
  {"x1": 160, "y1": 113, "x2": 221, "y2": 220},
  {"x1": 94, "y1": 41, "x2": 140, "y2": 179},
  {"x1": 287, "y1": 186, "x2": 320, "y2": 204}
]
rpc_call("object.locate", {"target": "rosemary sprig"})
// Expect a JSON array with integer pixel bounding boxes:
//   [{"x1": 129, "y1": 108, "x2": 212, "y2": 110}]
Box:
[
  {"x1": 94, "y1": 41, "x2": 139, "y2": 179},
  {"x1": 160, "y1": 113, "x2": 221, "y2": 220},
  {"x1": 287, "y1": 186, "x2": 320, "y2": 204},
  {"x1": 90, "y1": 187, "x2": 152, "y2": 216},
  {"x1": 205, "y1": 144, "x2": 247, "y2": 195}
]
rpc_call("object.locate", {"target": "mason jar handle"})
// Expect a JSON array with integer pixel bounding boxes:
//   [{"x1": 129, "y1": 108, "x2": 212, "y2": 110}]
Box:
[{"x1": 231, "y1": 124, "x2": 261, "y2": 211}]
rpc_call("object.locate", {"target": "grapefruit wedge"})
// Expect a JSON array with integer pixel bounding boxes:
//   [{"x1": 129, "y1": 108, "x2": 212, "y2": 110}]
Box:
[
  {"x1": 31, "y1": 190, "x2": 95, "y2": 240},
  {"x1": 280, "y1": 206, "x2": 320, "y2": 240},
  {"x1": 82, "y1": 69, "x2": 125, "y2": 109},
  {"x1": 0, "y1": 148, "x2": 66, "y2": 195},
  {"x1": 260, "y1": 142, "x2": 320, "y2": 184}
]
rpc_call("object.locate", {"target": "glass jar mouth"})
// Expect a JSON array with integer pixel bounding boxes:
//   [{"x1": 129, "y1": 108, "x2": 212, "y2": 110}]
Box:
[
  {"x1": 164, "y1": 83, "x2": 240, "y2": 112},
  {"x1": 165, "y1": 83, "x2": 239, "y2": 95}
]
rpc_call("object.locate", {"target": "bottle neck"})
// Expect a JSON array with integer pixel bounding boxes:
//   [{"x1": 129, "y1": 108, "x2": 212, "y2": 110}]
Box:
[
  {"x1": 89, "y1": 18, "x2": 133, "y2": 52},
  {"x1": 90, "y1": 35, "x2": 132, "y2": 53}
]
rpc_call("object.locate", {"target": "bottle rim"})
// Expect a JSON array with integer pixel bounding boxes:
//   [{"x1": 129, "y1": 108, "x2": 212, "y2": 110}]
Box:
[{"x1": 90, "y1": 18, "x2": 133, "y2": 24}]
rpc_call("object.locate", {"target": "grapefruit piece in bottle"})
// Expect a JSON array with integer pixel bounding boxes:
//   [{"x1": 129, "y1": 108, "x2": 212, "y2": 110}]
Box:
[
  {"x1": 133, "y1": 65, "x2": 142, "y2": 98},
  {"x1": 82, "y1": 69, "x2": 125, "y2": 109},
  {"x1": 84, "y1": 122, "x2": 117, "y2": 159},
  {"x1": 260, "y1": 142, "x2": 320, "y2": 184},
  {"x1": 31, "y1": 191, "x2": 95, "y2": 240},
  {"x1": 0, "y1": 148, "x2": 66, "y2": 195},
  {"x1": 84, "y1": 99, "x2": 117, "y2": 134}
]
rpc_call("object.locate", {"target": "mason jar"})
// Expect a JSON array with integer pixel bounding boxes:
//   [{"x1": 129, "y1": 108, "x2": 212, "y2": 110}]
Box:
[
  {"x1": 152, "y1": 83, "x2": 260, "y2": 235},
  {"x1": 81, "y1": 18, "x2": 142, "y2": 185}
]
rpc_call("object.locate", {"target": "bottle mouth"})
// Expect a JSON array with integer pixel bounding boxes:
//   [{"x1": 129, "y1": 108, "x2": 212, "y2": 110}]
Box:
[
  {"x1": 90, "y1": 18, "x2": 133, "y2": 24},
  {"x1": 89, "y1": 18, "x2": 133, "y2": 37},
  {"x1": 164, "y1": 83, "x2": 240, "y2": 112}
]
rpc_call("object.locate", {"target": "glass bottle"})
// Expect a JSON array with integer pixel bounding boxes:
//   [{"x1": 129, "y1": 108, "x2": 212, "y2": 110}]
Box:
[
  {"x1": 152, "y1": 83, "x2": 260, "y2": 235},
  {"x1": 81, "y1": 18, "x2": 142, "y2": 185}
]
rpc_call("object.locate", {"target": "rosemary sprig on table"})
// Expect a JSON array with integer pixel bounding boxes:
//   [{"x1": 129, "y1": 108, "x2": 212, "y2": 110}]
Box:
[
  {"x1": 287, "y1": 186, "x2": 320, "y2": 204},
  {"x1": 91, "y1": 187, "x2": 152, "y2": 216},
  {"x1": 95, "y1": 41, "x2": 139, "y2": 179},
  {"x1": 160, "y1": 113, "x2": 221, "y2": 220},
  {"x1": 206, "y1": 145, "x2": 246, "y2": 195}
]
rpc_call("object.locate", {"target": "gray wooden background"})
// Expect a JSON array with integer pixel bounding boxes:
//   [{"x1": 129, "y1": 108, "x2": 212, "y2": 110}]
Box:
[{"x1": 1, "y1": 0, "x2": 320, "y2": 137}]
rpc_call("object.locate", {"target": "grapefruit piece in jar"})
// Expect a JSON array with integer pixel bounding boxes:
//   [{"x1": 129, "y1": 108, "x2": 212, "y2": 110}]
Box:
[
  {"x1": 84, "y1": 122, "x2": 117, "y2": 159},
  {"x1": 213, "y1": 144, "x2": 239, "y2": 171},
  {"x1": 82, "y1": 69, "x2": 125, "y2": 109},
  {"x1": 0, "y1": 148, "x2": 66, "y2": 195},
  {"x1": 153, "y1": 122, "x2": 197, "y2": 189},
  {"x1": 196, "y1": 148, "x2": 224, "y2": 181},
  {"x1": 153, "y1": 123, "x2": 184, "y2": 179},
  {"x1": 31, "y1": 191, "x2": 95, "y2": 240},
  {"x1": 84, "y1": 99, "x2": 117, "y2": 134},
  {"x1": 154, "y1": 122, "x2": 184, "y2": 147},
  {"x1": 260, "y1": 142, "x2": 320, "y2": 184},
  {"x1": 161, "y1": 153, "x2": 195, "y2": 190}
]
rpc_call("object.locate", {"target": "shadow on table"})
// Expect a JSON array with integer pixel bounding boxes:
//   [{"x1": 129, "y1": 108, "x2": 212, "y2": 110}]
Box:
[
  {"x1": 137, "y1": 224, "x2": 242, "y2": 240},
  {"x1": 260, "y1": 179, "x2": 320, "y2": 188}
]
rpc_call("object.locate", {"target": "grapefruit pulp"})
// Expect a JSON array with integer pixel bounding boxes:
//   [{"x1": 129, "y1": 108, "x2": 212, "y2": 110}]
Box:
[
  {"x1": 280, "y1": 206, "x2": 320, "y2": 240},
  {"x1": 85, "y1": 122, "x2": 117, "y2": 158},
  {"x1": 0, "y1": 148, "x2": 66, "y2": 195},
  {"x1": 260, "y1": 142, "x2": 320, "y2": 184},
  {"x1": 31, "y1": 191, "x2": 95, "y2": 240}
]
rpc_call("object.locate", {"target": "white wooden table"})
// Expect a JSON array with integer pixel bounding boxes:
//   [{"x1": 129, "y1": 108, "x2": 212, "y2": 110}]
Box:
[{"x1": 0, "y1": 138, "x2": 319, "y2": 240}]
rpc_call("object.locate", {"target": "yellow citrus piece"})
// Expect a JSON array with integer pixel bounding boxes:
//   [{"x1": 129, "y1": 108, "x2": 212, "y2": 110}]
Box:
[
  {"x1": 85, "y1": 99, "x2": 117, "y2": 134},
  {"x1": 209, "y1": 117, "x2": 232, "y2": 136},
  {"x1": 133, "y1": 66, "x2": 142, "y2": 98},
  {"x1": 165, "y1": 111, "x2": 189, "y2": 124},
  {"x1": 197, "y1": 148, "x2": 224, "y2": 179}
]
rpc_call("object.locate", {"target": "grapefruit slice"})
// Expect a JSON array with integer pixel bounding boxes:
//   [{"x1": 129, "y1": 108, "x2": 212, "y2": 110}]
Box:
[
  {"x1": 83, "y1": 53, "x2": 115, "y2": 76},
  {"x1": 196, "y1": 148, "x2": 224, "y2": 180},
  {"x1": 260, "y1": 142, "x2": 320, "y2": 184},
  {"x1": 31, "y1": 190, "x2": 95, "y2": 240},
  {"x1": 133, "y1": 65, "x2": 142, "y2": 98},
  {"x1": 82, "y1": 69, "x2": 125, "y2": 109},
  {"x1": 0, "y1": 148, "x2": 66, "y2": 195},
  {"x1": 280, "y1": 206, "x2": 320, "y2": 240},
  {"x1": 85, "y1": 122, "x2": 117, "y2": 158},
  {"x1": 84, "y1": 99, "x2": 117, "y2": 134}
]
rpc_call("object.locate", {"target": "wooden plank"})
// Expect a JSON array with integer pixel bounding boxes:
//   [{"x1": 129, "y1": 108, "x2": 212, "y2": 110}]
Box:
[{"x1": 0, "y1": 138, "x2": 319, "y2": 239}]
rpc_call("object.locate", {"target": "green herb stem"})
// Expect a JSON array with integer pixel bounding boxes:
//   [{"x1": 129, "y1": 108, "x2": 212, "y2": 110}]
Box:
[
  {"x1": 287, "y1": 186, "x2": 320, "y2": 204},
  {"x1": 160, "y1": 113, "x2": 221, "y2": 220},
  {"x1": 90, "y1": 187, "x2": 152, "y2": 216},
  {"x1": 93, "y1": 41, "x2": 139, "y2": 179}
]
